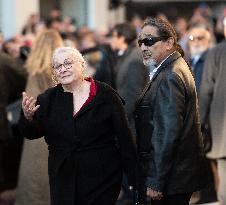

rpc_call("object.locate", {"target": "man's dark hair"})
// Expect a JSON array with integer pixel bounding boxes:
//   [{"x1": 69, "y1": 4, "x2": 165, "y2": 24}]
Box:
[
  {"x1": 113, "y1": 23, "x2": 137, "y2": 45},
  {"x1": 142, "y1": 17, "x2": 184, "y2": 56},
  {"x1": 45, "y1": 17, "x2": 62, "y2": 29}
]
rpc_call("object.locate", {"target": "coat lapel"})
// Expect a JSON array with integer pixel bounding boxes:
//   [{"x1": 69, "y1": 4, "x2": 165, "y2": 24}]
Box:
[
  {"x1": 135, "y1": 51, "x2": 181, "y2": 108},
  {"x1": 74, "y1": 82, "x2": 106, "y2": 118}
]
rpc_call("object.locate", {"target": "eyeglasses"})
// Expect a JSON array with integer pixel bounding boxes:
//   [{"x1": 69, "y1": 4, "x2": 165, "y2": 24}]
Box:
[
  {"x1": 138, "y1": 36, "x2": 168, "y2": 47},
  {"x1": 188, "y1": 35, "x2": 205, "y2": 41},
  {"x1": 53, "y1": 58, "x2": 74, "y2": 72}
]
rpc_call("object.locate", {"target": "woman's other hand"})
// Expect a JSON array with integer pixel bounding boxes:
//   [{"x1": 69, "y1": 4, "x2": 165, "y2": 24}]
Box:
[{"x1": 22, "y1": 92, "x2": 40, "y2": 121}]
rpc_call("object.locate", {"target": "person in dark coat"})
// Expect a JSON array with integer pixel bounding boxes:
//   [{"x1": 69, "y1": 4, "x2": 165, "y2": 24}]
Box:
[
  {"x1": 134, "y1": 17, "x2": 207, "y2": 205},
  {"x1": 111, "y1": 23, "x2": 149, "y2": 136},
  {"x1": 19, "y1": 47, "x2": 136, "y2": 205},
  {"x1": 111, "y1": 23, "x2": 148, "y2": 203},
  {"x1": 199, "y1": 23, "x2": 226, "y2": 204},
  {"x1": 0, "y1": 51, "x2": 26, "y2": 198},
  {"x1": 187, "y1": 24, "x2": 212, "y2": 93},
  {"x1": 187, "y1": 24, "x2": 217, "y2": 204},
  {"x1": 94, "y1": 44, "x2": 117, "y2": 89}
]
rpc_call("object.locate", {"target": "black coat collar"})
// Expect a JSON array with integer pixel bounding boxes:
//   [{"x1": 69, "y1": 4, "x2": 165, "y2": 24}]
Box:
[
  {"x1": 54, "y1": 81, "x2": 122, "y2": 118},
  {"x1": 135, "y1": 51, "x2": 181, "y2": 108}
]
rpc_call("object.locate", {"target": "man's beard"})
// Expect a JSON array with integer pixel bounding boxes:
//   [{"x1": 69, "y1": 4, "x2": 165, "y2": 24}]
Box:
[
  {"x1": 190, "y1": 46, "x2": 207, "y2": 57},
  {"x1": 143, "y1": 58, "x2": 157, "y2": 72}
]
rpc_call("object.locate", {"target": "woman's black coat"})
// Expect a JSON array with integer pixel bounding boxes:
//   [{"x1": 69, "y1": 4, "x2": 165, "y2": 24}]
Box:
[{"x1": 19, "y1": 81, "x2": 136, "y2": 205}]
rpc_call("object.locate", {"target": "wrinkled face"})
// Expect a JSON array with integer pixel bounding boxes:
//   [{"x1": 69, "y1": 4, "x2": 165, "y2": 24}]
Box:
[
  {"x1": 53, "y1": 53, "x2": 84, "y2": 85},
  {"x1": 138, "y1": 25, "x2": 170, "y2": 67},
  {"x1": 188, "y1": 27, "x2": 210, "y2": 57}
]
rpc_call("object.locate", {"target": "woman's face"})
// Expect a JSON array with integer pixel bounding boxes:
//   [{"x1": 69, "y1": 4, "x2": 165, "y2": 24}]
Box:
[{"x1": 53, "y1": 53, "x2": 84, "y2": 85}]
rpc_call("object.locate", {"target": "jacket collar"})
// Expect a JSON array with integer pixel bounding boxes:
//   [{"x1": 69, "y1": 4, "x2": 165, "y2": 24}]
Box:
[
  {"x1": 151, "y1": 51, "x2": 181, "y2": 82},
  {"x1": 190, "y1": 50, "x2": 208, "y2": 65},
  {"x1": 55, "y1": 81, "x2": 120, "y2": 118},
  {"x1": 199, "y1": 50, "x2": 208, "y2": 62},
  {"x1": 135, "y1": 51, "x2": 181, "y2": 108}
]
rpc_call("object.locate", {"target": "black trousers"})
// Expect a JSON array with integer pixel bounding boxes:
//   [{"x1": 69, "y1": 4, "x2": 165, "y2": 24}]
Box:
[{"x1": 151, "y1": 192, "x2": 193, "y2": 205}]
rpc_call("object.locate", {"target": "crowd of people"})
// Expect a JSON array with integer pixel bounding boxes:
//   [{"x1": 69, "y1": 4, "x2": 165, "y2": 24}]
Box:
[{"x1": 0, "y1": 3, "x2": 226, "y2": 205}]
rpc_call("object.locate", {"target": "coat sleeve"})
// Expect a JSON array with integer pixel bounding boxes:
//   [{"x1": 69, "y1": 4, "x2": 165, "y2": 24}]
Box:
[
  {"x1": 199, "y1": 50, "x2": 216, "y2": 126},
  {"x1": 146, "y1": 73, "x2": 186, "y2": 192},
  {"x1": 19, "y1": 94, "x2": 45, "y2": 139},
  {"x1": 110, "y1": 91, "x2": 137, "y2": 187}
]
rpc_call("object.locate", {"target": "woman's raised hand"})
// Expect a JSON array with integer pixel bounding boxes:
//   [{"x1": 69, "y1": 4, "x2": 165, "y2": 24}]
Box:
[{"x1": 22, "y1": 92, "x2": 40, "y2": 121}]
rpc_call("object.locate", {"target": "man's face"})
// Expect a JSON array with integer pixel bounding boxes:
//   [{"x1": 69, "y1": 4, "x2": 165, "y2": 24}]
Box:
[
  {"x1": 188, "y1": 27, "x2": 210, "y2": 57},
  {"x1": 138, "y1": 25, "x2": 170, "y2": 67},
  {"x1": 110, "y1": 31, "x2": 124, "y2": 50}
]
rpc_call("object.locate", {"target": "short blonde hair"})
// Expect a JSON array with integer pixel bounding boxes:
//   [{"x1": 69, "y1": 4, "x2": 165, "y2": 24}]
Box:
[
  {"x1": 25, "y1": 29, "x2": 64, "y2": 76},
  {"x1": 52, "y1": 47, "x2": 87, "y2": 70}
]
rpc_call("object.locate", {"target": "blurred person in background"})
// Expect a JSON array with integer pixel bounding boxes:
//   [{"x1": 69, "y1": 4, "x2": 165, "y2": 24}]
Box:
[
  {"x1": 188, "y1": 24, "x2": 212, "y2": 93},
  {"x1": 199, "y1": 16, "x2": 226, "y2": 205},
  {"x1": 79, "y1": 31, "x2": 97, "y2": 50},
  {"x1": 0, "y1": 42, "x2": 27, "y2": 205},
  {"x1": 45, "y1": 18, "x2": 63, "y2": 34},
  {"x1": 15, "y1": 29, "x2": 64, "y2": 205},
  {"x1": 156, "y1": 12, "x2": 168, "y2": 21},
  {"x1": 49, "y1": 7, "x2": 62, "y2": 21},
  {"x1": 45, "y1": 7, "x2": 63, "y2": 36},
  {"x1": 111, "y1": 23, "x2": 148, "y2": 135},
  {"x1": 175, "y1": 17, "x2": 189, "y2": 58},
  {"x1": 21, "y1": 13, "x2": 40, "y2": 36},
  {"x1": 213, "y1": 8, "x2": 226, "y2": 43},
  {"x1": 190, "y1": 3, "x2": 214, "y2": 27},
  {"x1": 2, "y1": 35, "x2": 24, "y2": 60},
  {"x1": 131, "y1": 15, "x2": 143, "y2": 35},
  {"x1": 62, "y1": 16, "x2": 77, "y2": 38},
  {"x1": 111, "y1": 23, "x2": 148, "y2": 204},
  {"x1": 188, "y1": 24, "x2": 217, "y2": 204},
  {"x1": 79, "y1": 28, "x2": 117, "y2": 89},
  {"x1": 0, "y1": 32, "x2": 4, "y2": 51},
  {"x1": 2, "y1": 36, "x2": 32, "y2": 67},
  {"x1": 19, "y1": 46, "x2": 136, "y2": 205},
  {"x1": 93, "y1": 43, "x2": 117, "y2": 89}
]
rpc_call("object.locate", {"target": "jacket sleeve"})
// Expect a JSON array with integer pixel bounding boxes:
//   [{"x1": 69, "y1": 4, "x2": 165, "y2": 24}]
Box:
[
  {"x1": 146, "y1": 73, "x2": 186, "y2": 192},
  {"x1": 199, "y1": 50, "x2": 216, "y2": 126},
  {"x1": 111, "y1": 91, "x2": 137, "y2": 187},
  {"x1": 19, "y1": 94, "x2": 45, "y2": 139}
]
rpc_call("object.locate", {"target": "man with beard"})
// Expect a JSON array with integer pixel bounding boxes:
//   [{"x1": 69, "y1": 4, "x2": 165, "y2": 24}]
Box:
[
  {"x1": 134, "y1": 17, "x2": 207, "y2": 205},
  {"x1": 188, "y1": 24, "x2": 217, "y2": 204},
  {"x1": 199, "y1": 17, "x2": 226, "y2": 205},
  {"x1": 188, "y1": 24, "x2": 212, "y2": 93}
]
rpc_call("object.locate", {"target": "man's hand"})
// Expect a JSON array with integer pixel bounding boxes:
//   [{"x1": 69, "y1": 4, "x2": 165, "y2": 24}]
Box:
[
  {"x1": 146, "y1": 187, "x2": 163, "y2": 200},
  {"x1": 22, "y1": 92, "x2": 40, "y2": 121}
]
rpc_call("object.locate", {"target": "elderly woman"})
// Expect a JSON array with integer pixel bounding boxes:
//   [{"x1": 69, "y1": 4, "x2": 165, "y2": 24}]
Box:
[
  {"x1": 20, "y1": 47, "x2": 136, "y2": 205},
  {"x1": 15, "y1": 29, "x2": 64, "y2": 205}
]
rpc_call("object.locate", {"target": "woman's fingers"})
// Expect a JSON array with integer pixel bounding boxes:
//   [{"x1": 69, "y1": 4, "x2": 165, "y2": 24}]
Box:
[
  {"x1": 28, "y1": 98, "x2": 37, "y2": 109},
  {"x1": 33, "y1": 105, "x2": 40, "y2": 112},
  {"x1": 21, "y1": 92, "x2": 40, "y2": 120},
  {"x1": 22, "y1": 92, "x2": 28, "y2": 107}
]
